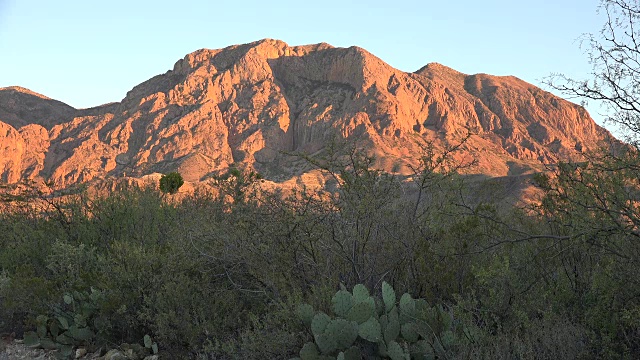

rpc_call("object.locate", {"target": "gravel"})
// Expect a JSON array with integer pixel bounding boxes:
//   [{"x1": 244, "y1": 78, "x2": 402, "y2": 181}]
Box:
[{"x1": 0, "y1": 340, "x2": 54, "y2": 360}]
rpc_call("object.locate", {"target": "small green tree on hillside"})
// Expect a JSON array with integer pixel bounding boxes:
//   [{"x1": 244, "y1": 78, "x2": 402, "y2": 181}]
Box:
[{"x1": 159, "y1": 172, "x2": 184, "y2": 195}]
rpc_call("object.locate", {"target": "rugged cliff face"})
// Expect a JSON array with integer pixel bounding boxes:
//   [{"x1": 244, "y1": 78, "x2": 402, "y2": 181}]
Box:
[{"x1": 0, "y1": 39, "x2": 615, "y2": 188}]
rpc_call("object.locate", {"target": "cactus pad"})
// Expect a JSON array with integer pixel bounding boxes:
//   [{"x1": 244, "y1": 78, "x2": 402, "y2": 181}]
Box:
[
  {"x1": 311, "y1": 312, "x2": 331, "y2": 337},
  {"x1": 332, "y1": 290, "x2": 353, "y2": 318},
  {"x1": 387, "y1": 340, "x2": 408, "y2": 360},
  {"x1": 399, "y1": 293, "x2": 416, "y2": 320},
  {"x1": 358, "y1": 316, "x2": 382, "y2": 342},
  {"x1": 347, "y1": 300, "x2": 375, "y2": 324},
  {"x1": 384, "y1": 307, "x2": 400, "y2": 344},
  {"x1": 352, "y1": 284, "x2": 370, "y2": 302},
  {"x1": 401, "y1": 322, "x2": 420, "y2": 343},
  {"x1": 382, "y1": 281, "x2": 396, "y2": 312},
  {"x1": 315, "y1": 333, "x2": 338, "y2": 354},
  {"x1": 325, "y1": 319, "x2": 358, "y2": 349},
  {"x1": 297, "y1": 303, "x2": 315, "y2": 326},
  {"x1": 299, "y1": 342, "x2": 320, "y2": 360}
]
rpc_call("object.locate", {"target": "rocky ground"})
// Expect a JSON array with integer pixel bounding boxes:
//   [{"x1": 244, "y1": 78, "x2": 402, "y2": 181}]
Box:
[
  {"x1": 0, "y1": 339, "x2": 54, "y2": 360},
  {"x1": 0, "y1": 338, "x2": 159, "y2": 360}
]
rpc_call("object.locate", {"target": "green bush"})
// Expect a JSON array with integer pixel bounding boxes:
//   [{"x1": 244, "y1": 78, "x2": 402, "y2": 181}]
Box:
[
  {"x1": 159, "y1": 172, "x2": 184, "y2": 194},
  {"x1": 0, "y1": 186, "x2": 260, "y2": 355},
  {"x1": 0, "y1": 144, "x2": 638, "y2": 358},
  {"x1": 204, "y1": 298, "x2": 307, "y2": 359}
]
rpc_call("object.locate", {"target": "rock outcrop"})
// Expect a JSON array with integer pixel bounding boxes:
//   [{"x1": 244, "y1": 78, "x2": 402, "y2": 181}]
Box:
[{"x1": 0, "y1": 39, "x2": 616, "y2": 189}]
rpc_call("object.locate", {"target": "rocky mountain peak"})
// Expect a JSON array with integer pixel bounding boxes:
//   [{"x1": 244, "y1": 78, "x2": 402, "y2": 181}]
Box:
[
  {"x1": 0, "y1": 86, "x2": 53, "y2": 100},
  {"x1": 0, "y1": 86, "x2": 75, "y2": 130},
  {"x1": 0, "y1": 40, "x2": 616, "y2": 189}
]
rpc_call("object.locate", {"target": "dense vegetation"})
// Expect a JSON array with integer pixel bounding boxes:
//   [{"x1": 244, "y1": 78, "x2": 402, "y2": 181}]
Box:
[
  {"x1": 0, "y1": 138, "x2": 639, "y2": 359},
  {"x1": 2, "y1": 1, "x2": 640, "y2": 358}
]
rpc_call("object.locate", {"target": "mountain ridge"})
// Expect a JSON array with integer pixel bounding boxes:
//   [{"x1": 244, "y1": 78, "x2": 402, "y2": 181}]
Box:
[{"x1": 0, "y1": 39, "x2": 616, "y2": 190}]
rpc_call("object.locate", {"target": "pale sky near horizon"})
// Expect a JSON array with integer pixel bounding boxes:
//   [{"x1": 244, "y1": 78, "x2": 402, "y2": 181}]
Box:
[{"x1": 0, "y1": 1, "x2": 611, "y2": 126}]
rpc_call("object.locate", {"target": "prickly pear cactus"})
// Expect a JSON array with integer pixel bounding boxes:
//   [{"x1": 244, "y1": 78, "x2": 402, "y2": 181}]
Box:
[
  {"x1": 358, "y1": 316, "x2": 382, "y2": 342},
  {"x1": 324, "y1": 319, "x2": 358, "y2": 349},
  {"x1": 332, "y1": 290, "x2": 353, "y2": 318},
  {"x1": 22, "y1": 289, "x2": 108, "y2": 360},
  {"x1": 295, "y1": 282, "x2": 466, "y2": 359},
  {"x1": 298, "y1": 303, "x2": 315, "y2": 326},
  {"x1": 382, "y1": 282, "x2": 396, "y2": 313},
  {"x1": 347, "y1": 299, "x2": 375, "y2": 324},
  {"x1": 311, "y1": 313, "x2": 331, "y2": 337}
]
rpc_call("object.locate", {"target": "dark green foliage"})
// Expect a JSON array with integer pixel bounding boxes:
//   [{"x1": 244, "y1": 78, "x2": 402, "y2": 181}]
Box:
[
  {"x1": 0, "y1": 186, "x2": 260, "y2": 357},
  {"x1": 0, "y1": 137, "x2": 637, "y2": 359},
  {"x1": 530, "y1": 152, "x2": 640, "y2": 357},
  {"x1": 211, "y1": 166, "x2": 264, "y2": 204},
  {"x1": 159, "y1": 171, "x2": 184, "y2": 194}
]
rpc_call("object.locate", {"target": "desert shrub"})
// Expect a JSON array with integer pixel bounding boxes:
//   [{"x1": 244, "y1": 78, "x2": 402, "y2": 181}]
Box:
[
  {"x1": 1, "y1": 143, "x2": 639, "y2": 358},
  {"x1": 206, "y1": 297, "x2": 307, "y2": 360},
  {"x1": 0, "y1": 186, "x2": 262, "y2": 355},
  {"x1": 0, "y1": 211, "x2": 64, "y2": 332},
  {"x1": 454, "y1": 315, "x2": 588, "y2": 360},
  {"x1": 159, "y1": 171, "x2": 184, "y2": 194}
]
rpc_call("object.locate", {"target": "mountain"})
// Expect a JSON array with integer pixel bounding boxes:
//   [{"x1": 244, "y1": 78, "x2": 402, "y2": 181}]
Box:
[{"x1": 0, "y1": 39, "x2": 615, "y2": 190}]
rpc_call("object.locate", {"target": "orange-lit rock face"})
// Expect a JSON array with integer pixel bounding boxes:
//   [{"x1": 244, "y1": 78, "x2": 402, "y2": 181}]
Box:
[{"x1": 0, "y1": 39, "x2": 615, "y2": 189}]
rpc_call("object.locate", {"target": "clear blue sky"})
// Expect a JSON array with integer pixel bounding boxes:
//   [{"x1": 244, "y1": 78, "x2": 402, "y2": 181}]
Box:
[{"x1": 0, "y1": 0, "x2": 607, "y2": 123}]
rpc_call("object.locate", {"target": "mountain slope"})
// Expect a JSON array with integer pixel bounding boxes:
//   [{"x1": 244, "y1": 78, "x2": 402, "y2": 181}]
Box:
[{"x1": 0, "y1": 39, "x2": 615, "y2": 187}]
